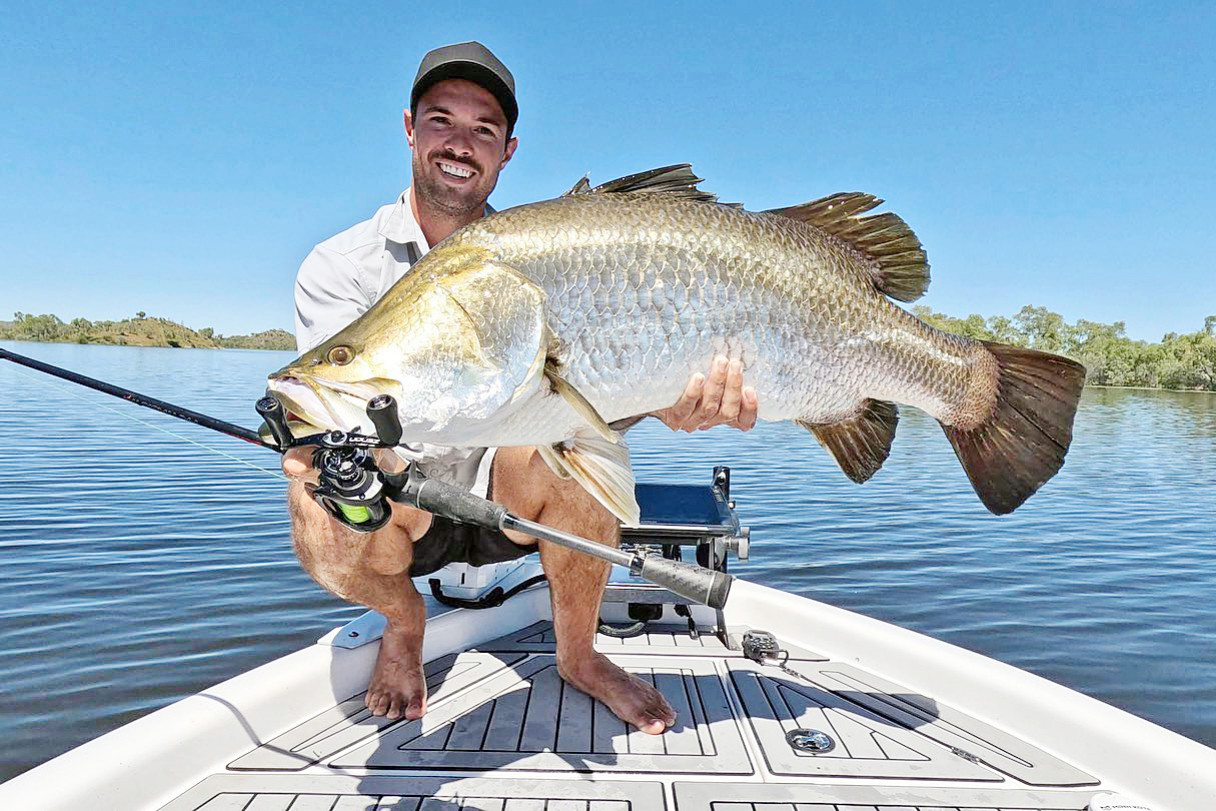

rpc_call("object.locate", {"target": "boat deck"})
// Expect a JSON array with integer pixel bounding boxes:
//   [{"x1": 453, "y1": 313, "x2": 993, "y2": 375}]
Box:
[{"x1": 159, "y1": 619, "x2": 1105, "y2": 811}]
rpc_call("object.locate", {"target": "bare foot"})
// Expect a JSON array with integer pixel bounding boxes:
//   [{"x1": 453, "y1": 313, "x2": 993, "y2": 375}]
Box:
[
  {"x1": 365, "y1": 622, "x2": 426, "y2": 721},
  {"x1": 560, "y1": 652, "x2": 676, "y2": 734}
]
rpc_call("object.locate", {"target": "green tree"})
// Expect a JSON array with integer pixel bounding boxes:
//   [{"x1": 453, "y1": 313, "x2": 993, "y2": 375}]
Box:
[{"x1": 1011, "y1": 305, "x2": 1070, "y2": 353}]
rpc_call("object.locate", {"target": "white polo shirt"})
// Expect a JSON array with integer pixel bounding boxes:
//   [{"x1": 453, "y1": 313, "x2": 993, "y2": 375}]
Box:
[{"x1": 293, "y1": 190, "x2": 494, "y2": 492}]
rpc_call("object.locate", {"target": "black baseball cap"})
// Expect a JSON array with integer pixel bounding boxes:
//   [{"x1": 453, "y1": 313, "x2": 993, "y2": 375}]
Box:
[{"x1": 410, "y1": 42, "x2": 518, "y2": 132}]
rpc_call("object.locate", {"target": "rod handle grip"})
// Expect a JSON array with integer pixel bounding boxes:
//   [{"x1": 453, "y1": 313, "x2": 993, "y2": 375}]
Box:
[
  {"x1": 401, "y1": 474, "x2": 508, "y2": 531},
  {"x1": 637, "y1": 556, "x2": 733, "y2": 610}
]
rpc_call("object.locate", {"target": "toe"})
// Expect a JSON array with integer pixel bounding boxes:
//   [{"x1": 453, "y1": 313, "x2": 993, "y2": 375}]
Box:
[{"x1": 637, "y1": 717, "x2": 667, "y2": 735}]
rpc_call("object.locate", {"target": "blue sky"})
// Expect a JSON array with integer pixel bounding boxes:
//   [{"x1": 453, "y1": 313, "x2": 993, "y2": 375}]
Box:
[{"x1": 1, "y1": 1, "x2": 1212, "y2": 341}]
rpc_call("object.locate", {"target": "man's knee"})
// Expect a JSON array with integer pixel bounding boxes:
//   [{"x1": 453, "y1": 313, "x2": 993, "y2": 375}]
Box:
[
  {"x1": 491, "y1": 446, "x2": 618, "y2": 542},
  {"x1": 489, "y1": 447, "x2": 548, "y2": 517}
]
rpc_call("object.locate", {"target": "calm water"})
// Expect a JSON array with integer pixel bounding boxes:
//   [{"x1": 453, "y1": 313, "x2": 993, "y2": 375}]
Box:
[{"x1": 1, "y1": 341, "x2": 1214, "y2": 780}]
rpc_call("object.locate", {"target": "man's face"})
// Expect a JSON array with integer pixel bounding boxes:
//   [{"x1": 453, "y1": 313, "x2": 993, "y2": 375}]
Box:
[{"x1": 406, "y1": 78, "x2": 517, "y2": 220}]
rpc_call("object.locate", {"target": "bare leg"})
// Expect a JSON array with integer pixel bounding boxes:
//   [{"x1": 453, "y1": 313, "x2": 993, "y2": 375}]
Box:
[
  {"x1": 287, "y1": 481, "x2": 431, "y2": 720},
  {"x1": 492, "y1": 448, "x2": 677, "y2": 734}
]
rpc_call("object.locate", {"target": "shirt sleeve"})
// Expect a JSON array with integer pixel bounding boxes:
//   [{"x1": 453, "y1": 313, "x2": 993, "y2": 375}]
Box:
[{"x1": 293, "y1": 244, "x2": 374, "y2": 354}]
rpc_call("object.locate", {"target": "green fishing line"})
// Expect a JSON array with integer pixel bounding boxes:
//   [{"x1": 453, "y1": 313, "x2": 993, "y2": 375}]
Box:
[{"x1": 337, "y1": 503, "x2": 372, "y2": 524}]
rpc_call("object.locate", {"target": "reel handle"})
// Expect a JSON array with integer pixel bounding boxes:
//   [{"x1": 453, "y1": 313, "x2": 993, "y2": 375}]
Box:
[
  {"x1": 256, "y1": 396, "x2": 293, "y2": 450},
  {"x1": 367, "y1": 395, "x2": 403, "y2": 446}
]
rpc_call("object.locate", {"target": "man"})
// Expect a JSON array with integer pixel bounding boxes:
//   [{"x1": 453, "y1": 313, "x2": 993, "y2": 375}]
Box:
[{"x1": 283, "y1": 42, "x2": 757, "y2": 735}]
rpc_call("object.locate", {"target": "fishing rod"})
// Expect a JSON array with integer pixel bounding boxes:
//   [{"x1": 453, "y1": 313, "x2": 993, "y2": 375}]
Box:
[
  {"x1": 0, "y1": 346, "x2": 275, "y2": 449},
  {"x1": 0, "y1": 347, "x2": 732, "y2": 609}
]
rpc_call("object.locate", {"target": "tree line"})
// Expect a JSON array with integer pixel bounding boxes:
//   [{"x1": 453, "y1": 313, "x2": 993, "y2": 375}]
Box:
[
  {"x1": 0, "y1": 312, "x2": 295, "y2": 351},
  {"x1": 913, "y1": 305, "x2": 1216, "y2": 392},
  {"x1": 4, "y1": 307, "x2": 1215, "y2": 391}
]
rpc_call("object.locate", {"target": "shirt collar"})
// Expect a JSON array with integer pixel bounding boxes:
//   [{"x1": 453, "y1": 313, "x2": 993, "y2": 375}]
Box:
[
  {"x1": 378, "y1": 188, "x2": 497, "y2": 248},
  {"x1": 379, "y1": 189, "x2": 427, "y2": 247}
]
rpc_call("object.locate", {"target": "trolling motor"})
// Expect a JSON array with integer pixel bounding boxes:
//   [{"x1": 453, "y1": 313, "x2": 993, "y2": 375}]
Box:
[{"x1": 0, "y1": 347, "x2": 734, "y2": 610}]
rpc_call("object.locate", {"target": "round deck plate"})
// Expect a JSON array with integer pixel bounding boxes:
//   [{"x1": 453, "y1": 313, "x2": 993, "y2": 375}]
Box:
[{"x1": 785, "y1": 728, "x2": 835, "y2": 754}]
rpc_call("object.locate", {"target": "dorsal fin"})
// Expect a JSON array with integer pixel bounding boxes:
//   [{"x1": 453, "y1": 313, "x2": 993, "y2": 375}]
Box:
[
  {"x1": 563, "y1": 175, "x2": 592, "y2": 196},
  {"x1": 765, "y1": 193, "x2": 930, "y2": 302},
  {"x1": 563, "y1": 164, "x2": 728, "y2": 204}
]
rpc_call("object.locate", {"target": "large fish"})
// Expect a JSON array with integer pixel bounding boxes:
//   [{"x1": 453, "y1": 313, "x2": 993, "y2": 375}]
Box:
[{"x1": 269, "y1": 166, "x2": 1085, "y2": 521}]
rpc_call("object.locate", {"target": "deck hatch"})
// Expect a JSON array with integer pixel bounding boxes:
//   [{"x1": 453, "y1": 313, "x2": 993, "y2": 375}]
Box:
[
  {"x1": 160, "y1": 775, "x2": 664, "y2": 811},
  {"x1": 730, "y1": 658, "x2": 1001, "y2": 781},
  {"x1": 228, "y1": 652, "x2": 527, "y2": 771},
  {"x1": 728, "y1": 658, "x2": 1099, "y2": 786},
  {"x1": 672, "y1": 780, "x2": 1091, "y2": 810}
]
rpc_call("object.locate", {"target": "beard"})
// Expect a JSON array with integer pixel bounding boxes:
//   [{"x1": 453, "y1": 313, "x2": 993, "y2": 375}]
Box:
[{"x1": 412, "y1": 149, "x2": 495, "y2": 220}]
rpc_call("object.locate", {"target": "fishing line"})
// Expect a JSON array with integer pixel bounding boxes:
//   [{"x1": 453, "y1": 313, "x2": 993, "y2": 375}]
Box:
[{"x1": 3, "y1": 363, "x2": 287, "y2": 482}]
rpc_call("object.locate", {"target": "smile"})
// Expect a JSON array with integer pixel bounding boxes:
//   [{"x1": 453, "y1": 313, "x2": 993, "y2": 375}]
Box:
[{"x1": 437, "y1": 160, "x2": 475, "y2": 179}]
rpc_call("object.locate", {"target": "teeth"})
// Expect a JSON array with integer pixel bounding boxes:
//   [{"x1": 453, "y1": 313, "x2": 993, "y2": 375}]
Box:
[{"x1": 438, "y1": 161, "x2": 473, "y2": 178}]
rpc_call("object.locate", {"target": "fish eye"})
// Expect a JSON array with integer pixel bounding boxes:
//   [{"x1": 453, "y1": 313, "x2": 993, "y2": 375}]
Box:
[{"x1": 327, "y1": 345, "x2": 355, "y2": 366}]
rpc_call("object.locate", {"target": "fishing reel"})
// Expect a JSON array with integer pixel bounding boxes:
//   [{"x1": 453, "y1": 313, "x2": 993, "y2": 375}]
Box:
[{"x1": 256, "y1": 393, "x2": 408, "y2": 533}]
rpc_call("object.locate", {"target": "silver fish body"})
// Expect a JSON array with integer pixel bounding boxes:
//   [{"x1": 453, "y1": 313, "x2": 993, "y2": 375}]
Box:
[
  {"x1": 449, "y1": 193, "x2": 981, "y2": 439},
  {"x1": 270, "y1": 166, "x2": 1085, "y2": 520}
]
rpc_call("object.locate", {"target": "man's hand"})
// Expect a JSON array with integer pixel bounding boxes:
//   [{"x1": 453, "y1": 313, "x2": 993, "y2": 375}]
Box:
[
  {"x1": 282, "y1": 446, "x2": 319, "y2": 481},
  {"x1": 650, "y1": 355, "x2": 758, "y2": 432}
]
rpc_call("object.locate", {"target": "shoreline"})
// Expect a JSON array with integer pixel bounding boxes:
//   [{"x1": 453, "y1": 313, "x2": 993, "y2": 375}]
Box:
[{"x1": 4, "y1": 339, "x2": 1213, "y2": 395}]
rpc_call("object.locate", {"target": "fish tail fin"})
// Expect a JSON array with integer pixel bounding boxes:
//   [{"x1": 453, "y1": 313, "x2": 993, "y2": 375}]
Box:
[{"x1": 941, "y1": 342, "x2": 1086, "y2": 514}]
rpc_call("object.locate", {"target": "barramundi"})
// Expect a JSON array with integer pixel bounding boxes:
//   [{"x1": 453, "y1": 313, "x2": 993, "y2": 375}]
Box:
[{"x1": 268, "y1": 166, "x2": 1085, "y2": 522}]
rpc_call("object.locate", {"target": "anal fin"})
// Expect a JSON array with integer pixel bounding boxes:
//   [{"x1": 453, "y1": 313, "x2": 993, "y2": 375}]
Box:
[
  {"x1": 799, "y1": 400, "x2": 899, "y2": 483},
  {"x1": 545, "y1": 430, "x2": 639, "y2": 525}
]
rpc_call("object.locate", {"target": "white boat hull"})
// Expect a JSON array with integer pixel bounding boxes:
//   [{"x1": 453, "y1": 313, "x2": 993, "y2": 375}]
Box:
[{"x1": 2, "y1": 572, "x2": 1212, "y2": 810}]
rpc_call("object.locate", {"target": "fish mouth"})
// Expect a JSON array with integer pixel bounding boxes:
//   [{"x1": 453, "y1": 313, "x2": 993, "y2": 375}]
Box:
[{"x1": 267, "y1": 374, "x2": 402, "y2": 436}]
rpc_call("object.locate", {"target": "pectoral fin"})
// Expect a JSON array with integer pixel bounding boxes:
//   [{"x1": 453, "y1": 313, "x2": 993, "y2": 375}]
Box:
[
  {"x1": 544, "y1": 430, "x2": 639, "y2": 525},
  {"x1": 544, "y1": 361, "x2": 616, "y2": 442},
  {"x1": 536, "y1": 443, "x2": 572, "y2": 480}
]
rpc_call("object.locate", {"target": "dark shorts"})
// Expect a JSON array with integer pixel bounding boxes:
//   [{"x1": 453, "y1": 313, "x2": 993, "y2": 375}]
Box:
[
  {"x1": 406, "y1": 473, "x2": 534, "y2": 577},
  {"x1": 408, "y1": 516, "x2": 534, "y2": 577}
]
